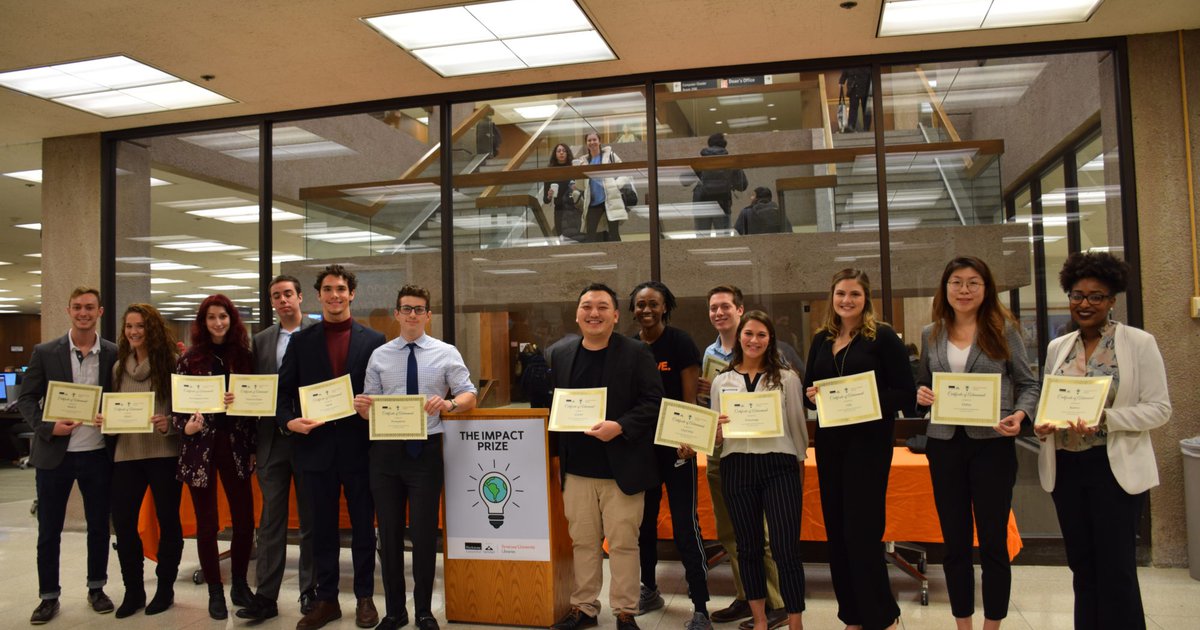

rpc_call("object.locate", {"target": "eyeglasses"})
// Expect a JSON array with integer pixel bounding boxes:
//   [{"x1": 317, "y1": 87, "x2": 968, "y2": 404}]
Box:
[
  {"x1": 947, "y1": 280, "x2": 984, "y2": 293},
  {"x1": 1067, "y1": 292, "x2": 1111, "y2": 306},
  {"x1": 398, "y1": 305, "x2": 428, "y2": 315}
]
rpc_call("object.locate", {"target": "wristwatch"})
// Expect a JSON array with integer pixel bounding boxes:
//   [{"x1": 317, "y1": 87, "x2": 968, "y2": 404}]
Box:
[{"x1": 448, "y1": 399, "x2": 459, "y2": 412}]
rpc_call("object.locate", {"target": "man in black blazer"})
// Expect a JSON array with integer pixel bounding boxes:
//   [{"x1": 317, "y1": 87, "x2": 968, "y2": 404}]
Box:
[
  {"x1": 237, "y1": 274, "x2": 317, "y2": 621},
  {"x1": 547, "y1": 283, "x2": 663, "y2": 630},
  {"x1": 18, "y1": 287, "x2": 118, "y2": 624},
  {"x1": 276, "y1": 265, "x2": 385, "y2": 630}
]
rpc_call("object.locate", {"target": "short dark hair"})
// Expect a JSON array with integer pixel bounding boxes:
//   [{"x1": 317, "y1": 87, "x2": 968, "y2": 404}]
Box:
[
  {"x1": 707, "y1": 284, "x2": 744, "y2": 308},
  {"x1": 314, "y1": 264, "x2": 357, "y2": 293},
  {"x1": 578, "y1": 282, "x2": 618, "y2": 310},
  {"x1": 707, "y1": 132, "x2": 727, "y2": 148},
  {"x1": 753, "y1": 186, "x2": 772, "y2": 202},
  {"x1": 1059, "y1": 251, "x2": 1129, "y2": 295},
  {"x1": 628, "y1": 280, "x2": 678, "y2": 323},
  {"x1": 269, "y1": 274, "x2": 302, "y2": 295},
  {"x1": 396, "y1": 284, "x2": 431, "y2": 310}
]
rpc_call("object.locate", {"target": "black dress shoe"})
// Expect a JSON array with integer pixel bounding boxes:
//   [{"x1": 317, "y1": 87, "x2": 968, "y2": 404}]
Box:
[
  {"x1": 710, "y1": 600, "x2": 751, "y2": 624},
  {"x1": 376, "y1": 614, "x2": 410, "y2": 630},
  {"x1": 30, "y1": 599, "x2": 59, "y2": 625},
  {"x1": 230, "y1": 578, "x2": 253, "y2": 608},
  {"x1": 415, "y1": 616, "x2": 439, "y2": 630},
  {"x1": 550, "y1": 607, "x2": 597, "y2": 630},
  {"x1": 299, "y1": 588, "x2": 318, "y2": 615},
  {"x1": 208, "y1": 584, "x2": 228, "y2": 620},
  {"x1": 235, "y1": 593, "x2": 279, "y2": 621},
  {"x1": 88, "y1": 589, "x2": 115, "y2": 614}
]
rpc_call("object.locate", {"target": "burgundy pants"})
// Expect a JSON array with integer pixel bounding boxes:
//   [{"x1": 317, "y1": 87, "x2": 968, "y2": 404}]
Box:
[{"x1": 189, "y1": 431, "x2": 254, "y2": 586}]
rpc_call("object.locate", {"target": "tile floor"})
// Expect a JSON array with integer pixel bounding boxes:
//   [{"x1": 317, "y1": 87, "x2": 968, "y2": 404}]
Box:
[{"x1": 1, "y1": 464, "x2": 1197, "y2": 629}]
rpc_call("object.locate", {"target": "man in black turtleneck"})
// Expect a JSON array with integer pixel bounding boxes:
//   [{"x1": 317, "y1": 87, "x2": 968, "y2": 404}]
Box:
[{"x1": 277, "y1": 264, "x2": 385, "y2": 630}]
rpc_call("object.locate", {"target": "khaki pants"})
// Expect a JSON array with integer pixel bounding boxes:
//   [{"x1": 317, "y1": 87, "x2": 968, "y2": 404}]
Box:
[
  {"x1": 563, "y1": 474, "x2": 644, "y2": 616},
  {"x1": 708, "y1": 447, "x2": 784, "y2": 608}
]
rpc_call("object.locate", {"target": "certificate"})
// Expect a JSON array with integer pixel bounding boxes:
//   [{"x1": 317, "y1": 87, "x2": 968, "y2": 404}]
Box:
[
  {"x1": 171, "y1": 374, "x2": 226, "y2": 414},
  {"x1": 102, "y1": 392, "x2": 155, "y2": 434},
  {"x1": 1036, "y1": 375, "x2": 1113, "y2": 427},
  {"x1": 369, "y1": 395, "x2": 427, "y2": 440},
  {"x1": 931, "y1": 372, "x2": 1002, "y2": 426},
  {"x1": 548, "y1": 387, "x2": 607, "y2": 431},
  {"x1": 654, "y1": 399, "x2": 719, "y2": 455},
  {"x1": 813, "y1": 371, "x2": 882, "y2": 427},
  {"x1": 43, "y1": 380, "x2": 102, "y2": 423},
  {"x1": 226, "y1": 374, "x2": 278, "y2": 416},
  {"x1": 298, "y1": 374, "x2": 356, "y2": 423},
  {"x1": 702, "y1": 355, "x2": 730, "y2": 382},
  {"x1": 720, "y1": 390, "x2": 784, "y2": 438}
]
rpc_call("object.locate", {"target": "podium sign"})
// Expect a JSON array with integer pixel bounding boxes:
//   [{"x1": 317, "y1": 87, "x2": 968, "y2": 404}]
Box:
[{"x1": 443, "y1": 417, "x2": 550, "y2": 561}]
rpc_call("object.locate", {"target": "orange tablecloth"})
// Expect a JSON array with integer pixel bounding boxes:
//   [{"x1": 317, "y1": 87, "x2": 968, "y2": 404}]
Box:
[{"x1": 656, "y1": 447, "x2": 1022, "y2": 560}]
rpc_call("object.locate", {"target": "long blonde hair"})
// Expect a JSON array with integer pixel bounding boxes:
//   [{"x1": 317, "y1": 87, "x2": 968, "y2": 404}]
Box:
[{"x1": 818, "y1": 268, "x2": 879, "y2": 341}]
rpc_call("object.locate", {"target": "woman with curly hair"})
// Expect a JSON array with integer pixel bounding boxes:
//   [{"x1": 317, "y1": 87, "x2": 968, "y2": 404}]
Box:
[
  {"x1": 711, "y1": 311, "x2": 808, "y2": 630},
  {"x1": 545, "y1": 142, "x2": 583, "y2": 242},
  {"x1": 803, "y1": 269, "x2": 913, "y2": 630},
  {"x1": 915, "y1": 257, "x2": 1039, "y2": 629},
  {"x1": 104, "y1": 304, "x2": 182, "y2": 618},
  {"x1": 1034, "y1": 252, "x2": 1170, "y2": 629},
  {"x1": 173, "y1": 294, "x2": 257, "y2": 620}
]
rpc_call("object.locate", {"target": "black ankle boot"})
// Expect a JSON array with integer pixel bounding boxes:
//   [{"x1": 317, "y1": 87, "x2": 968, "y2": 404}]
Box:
[
  {"x1": 145, "y1": 584, "x2": 173, "y2": 615},
  {"x1": 207, "y1": 584, "x2": 228, "y2": 620},
  {"x1": 114, "y1": 589, "x2": 145, "y2": 619},
  {"x1": 230, "y1": 578, "x2": 252, "y2": 608}
]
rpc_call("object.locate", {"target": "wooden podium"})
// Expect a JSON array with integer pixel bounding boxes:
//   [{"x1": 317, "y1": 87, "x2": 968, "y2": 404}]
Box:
[{"x1": 441, "y1": 409, "x2": 572, "y2": 626}]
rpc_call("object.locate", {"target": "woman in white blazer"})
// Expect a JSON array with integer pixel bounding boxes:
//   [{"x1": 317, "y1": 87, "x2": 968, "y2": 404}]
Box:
[
  {"x1": 575, "y1": 131, "x2": 630, "y2": 242},
  {"x1": 1033, "y1": 252, "x2": 1170, "y2": 630}
]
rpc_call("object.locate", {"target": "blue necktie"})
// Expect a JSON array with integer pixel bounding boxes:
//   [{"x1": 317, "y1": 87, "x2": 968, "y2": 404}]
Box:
[{"x1": 406, "y1": 343, "x2": 423, "y2": 458}]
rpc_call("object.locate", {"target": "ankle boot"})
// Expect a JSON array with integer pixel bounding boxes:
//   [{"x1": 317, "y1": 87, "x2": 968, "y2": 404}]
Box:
[
  {"x1": 207, "y1": 583, "x2": 228, "y2": 620},
  {"x1": 115, "y1": 587, "x2": 146, "y2": 619},
  {"x1": 146, "y1": 583, "x2": 174, "y2": 615},
  {"x1": 230, "y1": 577, "x2": 252, "y2": 608}
]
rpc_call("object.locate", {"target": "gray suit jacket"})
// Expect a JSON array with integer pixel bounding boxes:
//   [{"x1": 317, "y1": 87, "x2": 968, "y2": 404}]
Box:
[
  {"x1": 918, "y1": 322, "x2": 1039, "y2": 440},
  {"x1": 251, "y1": 317, "x2": 315, "y2": 464},
  {"x1": 17, "y1": 333, "x2": 119, "y2": 469}
]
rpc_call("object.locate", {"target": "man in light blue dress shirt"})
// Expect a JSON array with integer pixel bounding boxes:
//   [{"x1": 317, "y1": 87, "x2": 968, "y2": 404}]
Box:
[{"x1": 353, "y1": 285, "x2": 477, "y2": 630}]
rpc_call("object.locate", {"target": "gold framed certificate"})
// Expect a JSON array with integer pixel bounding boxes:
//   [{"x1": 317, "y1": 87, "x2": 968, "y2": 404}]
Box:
[
  {"x1": 548, "y1": 387, "x2": 607, "y2": 431},
  {"x1": 369, "y1": 395, "x2": 427, "y2": 440},
  {"x1": 171, "y1": 374, "x2": 226, "y2": 414},
  {"x1": 931, "y1": 372, "x2": 1002, "y2": 426},
  {"x1": 298, "y1": 374, "x2": 356, "y2": 423},
  {"x1": 102, "y1": 392, "x2": 155, "y2": 434},
  {"x1": 654, "y1": 399, "x2": 719, "y2": 455},
  {"x1": 702, "y1": 355, "x2": 730, "y2": 382},
  {"x1": 226, "y1": 374, "x2": 279, "y2": 416},
  {"x1": 43, "y1": 380, "x2": 102, "y2": 423},
  {"x1": 1036, "y1": 374, "x2": 1113, "y2": 427},
  {"x1": 720, "y1": 390, "x2": 784, "y2": 438},
  {"x1": 814, "y1": 371, "x2": 883, "y2": 427}
]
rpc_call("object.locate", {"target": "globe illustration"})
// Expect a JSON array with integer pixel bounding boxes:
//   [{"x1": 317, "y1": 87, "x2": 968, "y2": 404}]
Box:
[{"x1": 482, "y1": 476, "x2": 508, "y2": 502}]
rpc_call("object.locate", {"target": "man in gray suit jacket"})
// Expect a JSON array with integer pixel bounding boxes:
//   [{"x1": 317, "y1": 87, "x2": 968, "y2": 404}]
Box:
[
  {"x1": 237, "y1": 275, "x2": 317, "y2": 621},
  {"x1": 18, "y1": 287, "x2": 118, "y2": 624}
]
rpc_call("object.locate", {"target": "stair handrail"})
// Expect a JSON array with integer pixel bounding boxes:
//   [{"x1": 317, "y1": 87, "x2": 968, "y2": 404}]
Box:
[
  {"x1": 917, "y1": 122, "x2": 969, "y2": 226},
  {"x1": 913, "y1": 67, "x2": 974, "y2": 172},
  {"x1": 478, "y1": 102, "x2": 570, "y2": 199}
]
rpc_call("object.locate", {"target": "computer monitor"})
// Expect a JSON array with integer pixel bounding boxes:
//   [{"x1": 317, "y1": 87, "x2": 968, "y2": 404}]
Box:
[
  {"x1": 0, "y1": 379, "x2": 7, "y2": 403},
  {"x1": 1, "y1": 373, "x2": 15, "y2": 388}
]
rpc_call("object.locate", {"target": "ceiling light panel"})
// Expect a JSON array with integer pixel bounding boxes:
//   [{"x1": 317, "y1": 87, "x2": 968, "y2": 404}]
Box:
[
  {"x1": 364, "y1": 0, "x2": 614, "y2": 77},
  {"x1": 878, "y1": 0, "x2": 1103, "y2": 37}
]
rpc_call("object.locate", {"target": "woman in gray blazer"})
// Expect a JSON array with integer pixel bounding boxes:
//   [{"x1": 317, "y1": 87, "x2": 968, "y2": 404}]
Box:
[
  {"x1": 1033, "y1": 252, "x2": 1170, "y2": 630},
  {"x1": 915, "y1": 256, "x2": 1038, "y2": 630}
]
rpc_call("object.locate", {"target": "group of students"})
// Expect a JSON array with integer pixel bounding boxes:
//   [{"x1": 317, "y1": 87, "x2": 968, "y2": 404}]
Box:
[{"x1": 19, "y1": 250, "x2": 1170, "y2": 630}]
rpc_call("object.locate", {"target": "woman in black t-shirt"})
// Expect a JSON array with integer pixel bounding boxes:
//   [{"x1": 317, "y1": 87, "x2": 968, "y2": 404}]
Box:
[
  {"x1": 628, "y1": 281, "x2": 710, "y2": 625},
  {"x1": 544, "y1": 143, "x2": 583, "y2": 242}
]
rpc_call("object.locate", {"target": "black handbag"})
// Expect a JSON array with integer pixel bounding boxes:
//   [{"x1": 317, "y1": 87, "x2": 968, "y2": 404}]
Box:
[{"x1": 619, "y1": 183, "x2": 638, "y2": 207}]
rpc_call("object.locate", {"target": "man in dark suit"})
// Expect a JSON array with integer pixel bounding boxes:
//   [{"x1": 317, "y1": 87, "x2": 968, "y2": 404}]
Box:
[
  {"x1": 237, "y1": 274, "x2": 317, "y2": 621},
  {"x1": 547, "y1": 283, "x2": 663, "y2": 630},
  {"x1": 277, "y1": 265, "x2": 385, "y2": 630},
  {"x1": 18, "y1": 286, "x2": 118, "y2": 624}
]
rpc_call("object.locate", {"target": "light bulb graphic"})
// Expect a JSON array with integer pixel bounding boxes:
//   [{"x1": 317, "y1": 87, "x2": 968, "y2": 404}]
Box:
[{"x1": 478, "y1": 471, "x2": 511, "y2": 529}]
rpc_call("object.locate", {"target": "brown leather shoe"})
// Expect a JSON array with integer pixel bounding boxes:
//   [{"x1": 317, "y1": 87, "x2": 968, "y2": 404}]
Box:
[
  {"x1": 356, "y1": 597, "x2": 379, "y2": 628},
  {"x1": 296, "y1": 600, "x2": 342, "y2": 630}
]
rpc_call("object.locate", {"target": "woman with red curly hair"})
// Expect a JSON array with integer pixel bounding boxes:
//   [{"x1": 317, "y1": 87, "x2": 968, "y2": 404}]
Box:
[{"x1": 173, "y1": 294, "x2": 256, "y2": 620}]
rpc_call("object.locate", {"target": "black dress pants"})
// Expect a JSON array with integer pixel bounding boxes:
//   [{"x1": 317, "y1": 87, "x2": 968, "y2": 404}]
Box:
[
  {"x1": 370, "y1": 436, "x2": 444, "y2": 618},
  {"x1": 638, "y1": 446, "x2": 709, "y2": 608},
  {"x1": 1052, "y1": 447, "x2": 1147, "y2": 630},
  {"x1": 36, "y1": 448, "x2": 111, "y2": 598},
  {"x1": 926, "y1": 430, "x2": 1017, "y2": 620},
  {"x1": 303, "y1": 464, "x2": 376, "y2": 601},
  {"x1": 815, "y1": 420, "x2": 899, "y2": 630},
  {"x1": 111, "y1": 456, "x2": 183, "y2": 593}
]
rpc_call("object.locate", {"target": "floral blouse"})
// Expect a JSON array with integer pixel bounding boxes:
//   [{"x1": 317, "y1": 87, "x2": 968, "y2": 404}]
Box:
[
  {"x1": 1054, "y1": 320, "x2": 1120, "y2": 452},
  {"x1": 172, "y1": 347, "x2": 257, "y2": 488}
]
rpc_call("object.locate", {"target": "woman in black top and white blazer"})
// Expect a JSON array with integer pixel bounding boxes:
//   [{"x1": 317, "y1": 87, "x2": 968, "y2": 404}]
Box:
[
  {"x1": 803, "y1": 269, "x2": 914, "y2": 630},
  {"x1": 915, "y1": 256, "x2": 1039, "y2": 630}
]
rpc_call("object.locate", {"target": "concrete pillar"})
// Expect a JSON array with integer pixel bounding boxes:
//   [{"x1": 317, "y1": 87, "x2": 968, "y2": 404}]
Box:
[{"x1": 41, "y1": 134, "x2": 102, "y2": 338}]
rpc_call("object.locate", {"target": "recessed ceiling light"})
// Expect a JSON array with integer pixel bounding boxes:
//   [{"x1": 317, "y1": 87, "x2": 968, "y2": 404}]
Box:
[
  {"x1": 185, "y1": 205, "x2": 305, "y2": 223},
  {"x1": 149, "y1": 177, "x2": 172, "y2": 186},
  {"x1": 149, "y1": 278, "x2": 185, "y2": 284},
  {"x1": 364, "y1": 0, "x2": 615, "y2": 77},
  {"x1": 212, "y1": 272, "x2": 261, "y2": 279},
  {"x1": 149, "y1": 262, "x2": 200, "y2": 271},
  {"x1": 243, "y1": 253, "x2": 306, "y2": 263},
  {"x1": 15, "y1": 223, "x2": 42, "y2": 230},
  {"x1": 0, "y1": 261, "x2": 10, "y2": 266},
  {"x1": 201, "y1": 285, "x2": 251, "y2": 291},
  {"x1": 3, "y1": 169, "x2": 43, "y2": 183},
  {"x1": 24, "y1": 253, "x2": 41, "y2": 258},
  {"x1": 0, "y1": 55, "x2": 234, "y2": 118},
  {"x1": 878, "y1": 0, "x2": 1104, "y2": 37},
  {"x1": 156, "y1": 240, "x2": 247, "y2": 253},
  {"x1": 514, "y1": 104, "x2": 561, "y2": 119}
]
